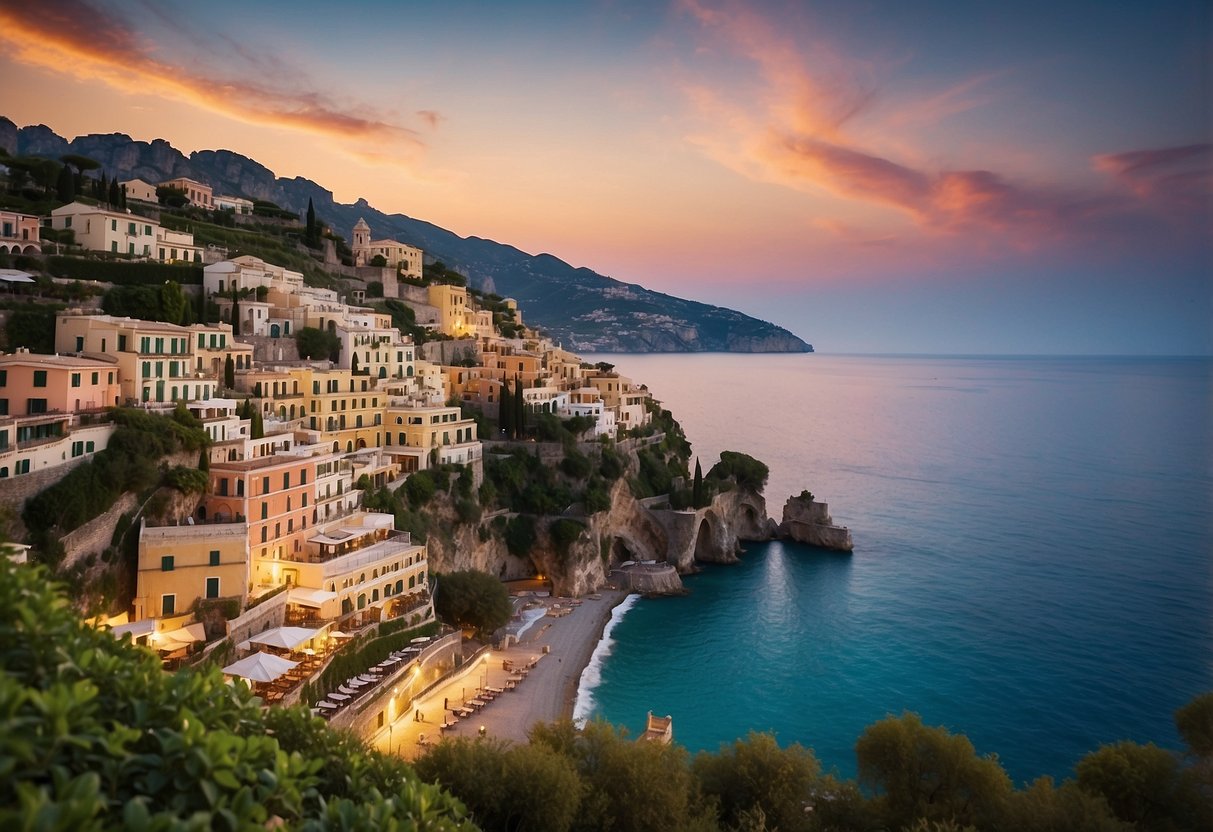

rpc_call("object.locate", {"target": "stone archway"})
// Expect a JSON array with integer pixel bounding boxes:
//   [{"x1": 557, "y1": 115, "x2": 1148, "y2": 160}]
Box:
[{"x1": 693, "y1": 515, "x2": 720, "y2": 562}]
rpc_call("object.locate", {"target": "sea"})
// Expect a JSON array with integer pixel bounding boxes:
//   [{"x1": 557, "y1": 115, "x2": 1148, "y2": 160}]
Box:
[{"x1": 572, "y1": 354, "x2": 1213, "y2": 785}]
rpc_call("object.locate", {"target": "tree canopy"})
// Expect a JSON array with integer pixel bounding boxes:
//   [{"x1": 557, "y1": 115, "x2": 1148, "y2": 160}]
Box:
[{"x1": 432, "y1": 569, "x2": 512, "y2": 637}]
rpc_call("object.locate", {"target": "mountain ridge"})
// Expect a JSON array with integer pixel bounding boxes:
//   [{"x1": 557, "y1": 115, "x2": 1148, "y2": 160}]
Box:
[{"x1": 1, "y1": 117, "x2": 811, "y2": 353}]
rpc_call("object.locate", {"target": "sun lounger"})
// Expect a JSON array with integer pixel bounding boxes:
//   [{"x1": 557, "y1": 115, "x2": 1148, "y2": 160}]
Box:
[
  {"x1": 328, "y1": 691, "x2": 350, "y2": 702},
  {"x1": 357, "y1": 674, "x2": 378, "y2": 684},
  {"x1": 346, "y1": 677, "x2": 367, "y2": 688},
  {"x1": 316, "y1": 700, "x2": 338, "y2": 710},
  {"x1": 338, "y1": 684, "x2": 360, "y2": 697}
]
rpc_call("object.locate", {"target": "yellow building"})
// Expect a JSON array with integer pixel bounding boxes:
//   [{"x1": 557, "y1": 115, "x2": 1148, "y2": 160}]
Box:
[
  {"x1": 55, "y1": 314, "x2": 229, "y2": 404},
  {"x1": 134, "y1": 518, "x2": 250, "y2": 621},
  {"x1": 427, "y1": 284, "x2": 475, "y2": 337}
]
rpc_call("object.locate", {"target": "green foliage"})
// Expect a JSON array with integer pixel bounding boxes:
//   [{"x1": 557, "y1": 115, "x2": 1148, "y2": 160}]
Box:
[
  {"x1": 504, "y1": 514, "x2": 537, "y2": 558},
  {"x1": 583, "y1": 476, "x2": 612, "y2": 514},
  {"x1": 416, "y1": 738, "x2": 582, "y2": 832},
  {"x1": 560, "y1": 447, "x2": 593, "y2": 479},
  {"x1": 0, "y1": 558, "x2": 473, "y2": 830},
  {"x1": 598, "y1": 445, "x2": 625, "y2": 482},
  {"x1": 313, "y1": 621, "x2": 440, "y2": 700},
  {"x1": 855, "y1": 711, "x2": 1012, "y2": 829},
  {"x1": 692, "y1": 458, "x2": 706, "y2": 509},
  {"x1": 549, "y1": 518, "x2": 585, "y2": 560},
  {"x1": 707, "y1": 451, "x2": 770, "y2": 494},
  {"x1": 47, "y1": 255, "x2": 203, "y2": 285},
  {"x1": 528, "y1": 719, "x2": 713, "y2": 832},
  {"x1": 1075, "y1": 740, "x2": 1209, "y2": 831},
  {"x1": 432, "y1": 570, "x2": 512, "y2": 637},
  {"x1": 224, "y1": 353, "x2": 235, "y2": 389},
  {"x1": 1175, "y1": 691, "x2": 1213, "y2": 759},
  {"x1": 23, "y1": 408, "x2": 208, "y2": 557},
  {"x1": 455, "y1": 497, "x2": 481, "y2": 525},
  {"x1": 693, "y1": 732, "x2": 821, "y2": 832},
  {"x1": 4, "y1": 304, "x2": 62, "y2": 353},
  {"x1": 165, "y1": 465, "x2": 209, "y2": 494},
  {"x1": 102, "y1": 281, "x2": 194, "y2": 325},
  {"x1": 404, "y1": 469, "x2": 438, "y2": 507},
  {"x1": 295, "y1": 325, "x2": 341, "y2": 361}
]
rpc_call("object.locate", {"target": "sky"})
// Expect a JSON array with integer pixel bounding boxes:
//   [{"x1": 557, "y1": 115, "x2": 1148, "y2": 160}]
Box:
[{"x1": 0, "y1": 0, "x2": 1210, "y2": 354}]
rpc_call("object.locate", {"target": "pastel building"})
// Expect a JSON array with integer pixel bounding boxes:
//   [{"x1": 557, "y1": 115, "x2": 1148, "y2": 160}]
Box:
[
  {"x1": 0, "y1": 351, "x2": 119, "y2": 479},
  {"x1": 0, "y1": 210, "x2": 41, "y2": 255},
  {"x1": 48, "y1": 202, "x2": 201, "y2": 263},
  {"x1": 214, "y1": 194, "x2": 254, "y2": 214},
  {"x1": 351, "y1": 219, "x2": 423, "y2": 279},
  {"x1": 55, "y1": 314, "x2": 230, "y2": 404},
  {"x1": 159, "y1": 177, "x2": 214, "y2": 209},
  {"x1": 134, "y1": 519, "x2": 250, "y2": 620},
  {"x1": 383, "y1": 396, "x2": 480, "y2": 473},
  {"x1": 119, "y1": 179, "x2": 159, "y2": 204}
]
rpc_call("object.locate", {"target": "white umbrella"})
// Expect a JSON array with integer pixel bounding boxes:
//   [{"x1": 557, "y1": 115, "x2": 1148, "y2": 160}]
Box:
[
  {"x1": 222, "y1": 651, "x2": 299, "y2": 683},
  {"x1": 247, "y1": 626, "x2": 323, "y2": 651}
]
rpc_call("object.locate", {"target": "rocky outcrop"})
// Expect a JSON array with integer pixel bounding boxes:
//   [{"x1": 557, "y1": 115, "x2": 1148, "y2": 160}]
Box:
[{"x1": 778, "y1": 494, "x2": 854, "y2": 552}]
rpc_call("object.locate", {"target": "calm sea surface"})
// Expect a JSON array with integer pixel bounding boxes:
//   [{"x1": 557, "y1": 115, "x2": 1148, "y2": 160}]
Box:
[{"x1": 574, "y1": 354, "x2": 1213, "y2": 785}]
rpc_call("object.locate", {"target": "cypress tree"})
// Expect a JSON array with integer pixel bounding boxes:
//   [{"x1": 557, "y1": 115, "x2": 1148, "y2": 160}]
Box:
[
  {"x1": 224, "y1": 354, "x2": 235, "y2": 390},
  {"x1": 514, "y1": 374, "x2": 525, "y2": 438},
  {"x1": 198, "y1": 445, "x2": 210, "y2": 473},
  {"x1": 107, "y1": 179, "x2": 120, "y2": 207},
  {"x1": 55, "y1": 164, "x2": 75, "y2": 202},
  {"x1": 500, "y1": 379, "x2": 513, "y2": 439},
  {"x1": 97, "y1": 172, "x2": 108, "y2": 201},
  {"x1": 230, "y1": 293, "x2": 241, "y2": 336},
  {"x1": 119, "y1": 184, "x2": 127, "y2": 210},
  {"x1": 351, "y1": 353, "x2": 360, "y2": 376},
  {"x1": 692, "y1": 458, "x2": 704, "y2": 508},
  {"x1": 305, "y1": 198, "x2": 318, "y2": 247}
]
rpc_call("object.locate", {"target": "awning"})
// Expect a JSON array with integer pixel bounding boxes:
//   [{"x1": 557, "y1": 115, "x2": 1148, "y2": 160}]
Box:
[
  {"x1": 248, "y1": 625, "x2": 325, "y2": 650},
  {"x1": 0, "y1": 269, "x2": 36, "y2": 284},
  {"x1": 110, "y1": 619, "x2": 155, "y2": 640},
  {"x1": 222, "y1": 651, "x2": 299, "y2": 683},
  {"x1": 287, "y1": 587, "x2": 338, "y2": 609},
  {"x1": 154, "y1": 622, "x2": 206, "y2": 653}
]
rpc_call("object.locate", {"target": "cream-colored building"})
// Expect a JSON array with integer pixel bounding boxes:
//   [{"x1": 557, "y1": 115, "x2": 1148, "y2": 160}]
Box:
[
  {"x1": 49, "y1": 202, "x2": 201, "y2": 263},
  {"x1": 351, "y1": 218, "x2": 423, "y2": 279},
  {"x1": 120, "y1": 179, "x2": 159, "y2": 204},
  {"x1": 214, "y1": 194, "x2": 254, "y2": 214}
]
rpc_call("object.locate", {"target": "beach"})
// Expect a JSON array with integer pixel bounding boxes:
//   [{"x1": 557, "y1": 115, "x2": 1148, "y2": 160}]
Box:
[{"x1": 373, "y1": 588, "x2": 631, "y2": 758}]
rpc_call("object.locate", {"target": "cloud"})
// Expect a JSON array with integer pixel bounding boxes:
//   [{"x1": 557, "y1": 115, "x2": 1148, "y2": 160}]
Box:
[
  {"x1": 0, "y1": 0, "x2": 435, "y2": 166},
  {"x1": 675, "y1": 1, "x2": 1209, "y2": 246},
  {"x1": 1093, "y1": 144, "x2": 1213, "y2": 207}
]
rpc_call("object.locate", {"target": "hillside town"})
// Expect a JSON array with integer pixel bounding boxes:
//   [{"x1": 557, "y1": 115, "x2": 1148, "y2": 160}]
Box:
[{"x1": 0, "y1": 170, "x2": 660, "y2": 733}]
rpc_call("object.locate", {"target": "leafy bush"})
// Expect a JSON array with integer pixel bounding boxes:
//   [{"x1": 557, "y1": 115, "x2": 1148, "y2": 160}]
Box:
[
  {"x1": 432, "y1": 570, "x2": 512, "y2": 637},
  {"x1": 165, "y1": 465, "x2": 208, "y2": 494},
  {"x1": 455, "y1": 497, "x2": 481, "y2": 525},
  {"x1": 504, "y1": 515, "x2": 536, "y2": 558},
  {"x1": 559, "y1": 448, "x2": 593, "y2": 479},
  {"x1": 404, "y1": 469, "x2": 438, "y2": 507},
  {"x1": 707, "y1": 450, "x2": 770, "y2": 494},
  {"x1": 0, "y1": 558, "x2": 473, "y2": 830},
  {"x1": 295, "y1": 325, "x2": 340, "y2": 361},
  {"x1": 46, "y1": 255, "x2": 203, "y2": 285},
  {"x1": 549, "y1": 519, "x2": 585, "y2": 560}
]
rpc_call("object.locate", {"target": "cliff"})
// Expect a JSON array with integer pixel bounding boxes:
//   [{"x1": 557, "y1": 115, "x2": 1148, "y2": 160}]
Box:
[
  {"x1": 0, "y1": 118, "x2": 811, "y2": 354},
  {"x1": 778, "y1": 493, "x2": 854, "y2": 552}
]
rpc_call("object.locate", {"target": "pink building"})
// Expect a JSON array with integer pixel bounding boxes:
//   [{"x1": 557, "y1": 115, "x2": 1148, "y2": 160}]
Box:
[
  {"x1": 0, "y1": 210, "x2": 40, "y2": 255},
  {"x1": 0, "y1": 351, "x2": 120, "y2": 416}
]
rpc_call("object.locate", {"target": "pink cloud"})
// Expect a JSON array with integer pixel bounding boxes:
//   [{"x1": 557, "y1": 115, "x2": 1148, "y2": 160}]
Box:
[
  {"x1": 0, "y1": 0, "x2": 436, "y2": 165},
  {"x1": 676, "y1": 1, "x2": 1209, "y2": 246}
]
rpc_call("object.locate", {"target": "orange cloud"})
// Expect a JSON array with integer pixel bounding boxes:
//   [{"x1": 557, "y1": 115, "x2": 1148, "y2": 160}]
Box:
[
  {"x1": 674, "y1": 1, "x2": 1190, "y2": 243},
  {"x1": 0, "y1": 0, "x2": 432, "y2": 166},
  {"x1": 1093, "y1": 144, "x2": 1212, "y2": 207}
]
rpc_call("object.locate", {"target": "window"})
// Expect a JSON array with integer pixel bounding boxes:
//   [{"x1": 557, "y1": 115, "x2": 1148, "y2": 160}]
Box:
[
  {"x1": 70, "y1": 373, "x2": 81, "y2": 388},
  {"x1": 110, "y1": 219, "x2": 117, "y2": 231},
  {"x1": 161, "y1": 556, "x2": 175, "y2": 572},
  {"x1": 0, "y1": 370, "x2": 5, "y2": 386},
  {"x1": 261, "y1": 503, "x2": 268, "y2": 520},
  {"x1": 261, "y1": 527, "x2": 267, "y2": 543},
  {"x1": 262, "y1": 476, "x2": 269, "y2": 494},
  {"x1": 91, "y1": 372, "x2": 98, "y2": 385},
  {"x1": 0, "y1": 401, "x2": 7, "y2": 417},
  {"x1": 85, "y1": 441, "x2": 94, "y2": 452},
  {"x1": 209, "y1": 550, "x2": 221, "y2": 566},
  {"x1": 16, "y1": 459, "x2": 30, "y2": 475},
  {"x1": 205, "y1": 577, "x2": 220, "y2": 599},
  {"x1": 283, "y1": 472, "x2": 290, "y2": 489},
  {"x1": 161, "y1": 595, "x2": 176, "y2": 616},
  {"x1": 32, "y1": 370, "x2": 46, "y2": 387},
  {"x1": 27, "y1": 399, "x2": 47, "y2": 414}
]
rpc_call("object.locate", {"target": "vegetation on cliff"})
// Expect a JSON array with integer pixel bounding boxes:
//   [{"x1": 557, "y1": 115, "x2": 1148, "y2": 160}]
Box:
[{"x1": 0, "y1": 557, "x2": 473, "y2": 831}]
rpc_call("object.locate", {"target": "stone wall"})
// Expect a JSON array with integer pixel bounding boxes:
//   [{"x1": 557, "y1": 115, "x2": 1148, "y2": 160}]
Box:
[
  {"x1": 59, "y1": 493, "x2": 138, "y2": 569},
  {"x1": 241, "y1": 335, "x2": 300, "y2": 365},
  {"x1": 0, "y1": 455, "x2": 92, "y2": 535},
  {"x1": 226, "y1": 590, "x2": 288, "y2": 646}
]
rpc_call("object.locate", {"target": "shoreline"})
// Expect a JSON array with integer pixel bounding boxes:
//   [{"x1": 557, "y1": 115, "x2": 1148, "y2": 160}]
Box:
[{"x1": 377, "y1": 587, "x2": 632, "y2": 757}]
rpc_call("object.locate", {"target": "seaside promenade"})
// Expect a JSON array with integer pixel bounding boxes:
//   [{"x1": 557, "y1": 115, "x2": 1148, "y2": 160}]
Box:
[{"x1": 371, "y1": 589, "x2": 629, "y2": 759}]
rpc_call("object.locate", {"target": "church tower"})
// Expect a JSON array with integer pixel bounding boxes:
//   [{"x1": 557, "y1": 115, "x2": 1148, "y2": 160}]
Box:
[{"x1": 352, "y1": 218, "x2": 371, "y2": 266}]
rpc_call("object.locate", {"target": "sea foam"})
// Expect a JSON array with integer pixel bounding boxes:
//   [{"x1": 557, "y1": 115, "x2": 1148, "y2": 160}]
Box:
[{"x1": 572, "y1": 594, "x2": 638, "y2": 725}]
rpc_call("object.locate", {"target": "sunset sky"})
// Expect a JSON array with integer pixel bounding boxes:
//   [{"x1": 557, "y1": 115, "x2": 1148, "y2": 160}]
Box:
[{"x1": 1, "y1": 0, "x2": 1209, "y2": 354}]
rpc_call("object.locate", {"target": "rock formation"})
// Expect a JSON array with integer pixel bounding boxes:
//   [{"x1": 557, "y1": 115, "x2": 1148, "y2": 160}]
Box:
[{"x1": 778, "y1": 493, "x2": 854, "y2": 552}]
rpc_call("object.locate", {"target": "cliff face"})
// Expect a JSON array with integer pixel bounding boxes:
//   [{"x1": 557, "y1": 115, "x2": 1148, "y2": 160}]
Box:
[
  {"x1": 778, "y1": 494, "x2": 854, "y2": 552},
  {"x1": 424, "y1": 480, "x2": 777, "y2": 597},
  {"x1": 5, "y1": 120, "x2": 812, "y2": 354}
]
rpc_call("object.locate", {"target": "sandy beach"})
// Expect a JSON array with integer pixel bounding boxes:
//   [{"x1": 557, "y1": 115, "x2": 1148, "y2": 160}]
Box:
[{"x1": 372, "y1": 588, "x2": 631, "y2": 758}]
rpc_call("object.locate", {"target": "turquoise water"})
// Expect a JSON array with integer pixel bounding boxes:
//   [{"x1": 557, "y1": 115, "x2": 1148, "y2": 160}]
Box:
[{"x1": 577, "y1": 355, "x2": 1213, "y2": 784}]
